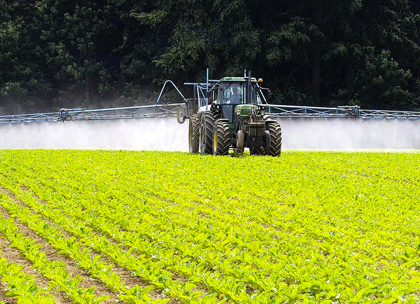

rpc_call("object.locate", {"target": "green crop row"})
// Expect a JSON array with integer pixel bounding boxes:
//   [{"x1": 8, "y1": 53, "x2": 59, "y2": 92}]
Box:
[
  {"x1": 0, "y1": 251, "x2": 54, "y2": 303},
  {"x1": 0, "y1": 179, "x2": 216, "y2": 303},
  {"x1": 0, "y1": 189, "x2": 168, "y2": 304},
  {"x1": 0, "y1": 150, "x2": 419, "y2": 303},
  {"x1": 0, "y1": 210, "x2": 108, "y2": 303}
]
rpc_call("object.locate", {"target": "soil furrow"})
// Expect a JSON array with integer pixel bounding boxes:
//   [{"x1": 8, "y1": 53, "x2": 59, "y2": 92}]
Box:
[
  {"x1": 0, "y1": 214, "x2": 69, "y2": 303},
  {"x1": 1, "y1": 185, "x2": 178, "y2": 303},
  {"x1": 0, "y1": 279, "x2": 17, "y2": 304},
  {"x1": 0, "y1": 233, "x2": 67, "y2": 303},
  {"x1": 0, "y1": 200, "x2": 119, "y2": 303}
]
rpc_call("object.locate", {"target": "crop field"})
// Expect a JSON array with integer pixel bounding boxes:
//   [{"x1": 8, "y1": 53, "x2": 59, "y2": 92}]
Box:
[{"x1": 0, "y1": 150, "x2": 419, "y2": 303}]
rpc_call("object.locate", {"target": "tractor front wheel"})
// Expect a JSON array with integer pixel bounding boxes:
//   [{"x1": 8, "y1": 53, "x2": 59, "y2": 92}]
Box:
[
  {"x1": 213, "y1": 120, "x2": 230, "y2": 155},
  {"x1": 199, "y1": 112, "x2": 215, "y2": 154},
  {"x1": 189, "y1": 114, "x2": 199, "y2": 153},
  {"x1": 266, "y1": 121, "x2": 282, "y2": 156}
]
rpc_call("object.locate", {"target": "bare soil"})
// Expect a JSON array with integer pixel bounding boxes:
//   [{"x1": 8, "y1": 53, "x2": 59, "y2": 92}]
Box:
[
  {"x1": 0, "y1": 188, "x2": 119, "y2": 303},
  {"x1": 0, "y1": 185, "x2": 179, "y2": 303},
  {"x1": 0, "y1": 208, "x2": 69, "y2": 303}
]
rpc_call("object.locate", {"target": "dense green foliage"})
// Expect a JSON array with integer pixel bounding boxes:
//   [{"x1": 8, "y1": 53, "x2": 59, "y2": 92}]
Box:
[
  {"x1": 0, "y1": 150, "x2": 420, "y2": 302},
  {"x1": 1, "y1": 1, "x2": 420, "y2": 113}
]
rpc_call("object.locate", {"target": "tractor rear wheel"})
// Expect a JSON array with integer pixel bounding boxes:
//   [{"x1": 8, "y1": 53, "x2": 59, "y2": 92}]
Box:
[
  {"x1": 199, "y1": 112, "x2": 215, "y2": 154},
  {"x1": 189, "y1": 114, "x2": 199, "y2": 153},
  {"x1": 266, "y1": 121, "x2": 282, "y2": 156},
  {"x1": 213, "y1": 120, "x2": 230, "y2": 155}
]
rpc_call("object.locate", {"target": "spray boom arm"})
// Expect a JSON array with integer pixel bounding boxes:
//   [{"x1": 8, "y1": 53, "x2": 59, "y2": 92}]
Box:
[{"x1": 1, "y1": 68, "x2": 420, "y2": 124}]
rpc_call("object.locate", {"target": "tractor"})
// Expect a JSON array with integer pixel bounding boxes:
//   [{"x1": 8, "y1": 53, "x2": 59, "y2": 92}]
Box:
[{"x1": 186, "y1": 71, "x2": 282, "y2": 156}]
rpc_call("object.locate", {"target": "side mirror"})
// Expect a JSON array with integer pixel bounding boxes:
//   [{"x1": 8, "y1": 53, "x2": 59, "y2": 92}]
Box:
[
  {"x1": 261, "y1": 88, "x2": 272, "y2": 100},
  {"x1": 266, "y1": 89, "x2": 272, "y2": 100}
]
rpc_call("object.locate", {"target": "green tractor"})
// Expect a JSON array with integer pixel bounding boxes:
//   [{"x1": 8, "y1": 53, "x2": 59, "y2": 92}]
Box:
[{"x1": 186, "y1": 72, "x2": 282, "y2": 156}]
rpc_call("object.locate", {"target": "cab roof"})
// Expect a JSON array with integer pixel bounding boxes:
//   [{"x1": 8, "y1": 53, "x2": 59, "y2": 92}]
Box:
[{"x1": 219, "y1": 77, "x2": 258, "y2": 83}]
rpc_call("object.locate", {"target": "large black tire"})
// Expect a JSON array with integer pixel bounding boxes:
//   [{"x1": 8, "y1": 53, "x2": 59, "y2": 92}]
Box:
[
  {"x1": 199, "y1": 112, "x2": 215, "y2": 154},
  {"x1": 189, "y1": 114, "x2": 199, "y2": 153},
  {"x1": 267, "y1": 121, "x2": 282, "y2": 156},
  {"x1": 213, "y1": 120, "x2": 230, "y2": 155}
]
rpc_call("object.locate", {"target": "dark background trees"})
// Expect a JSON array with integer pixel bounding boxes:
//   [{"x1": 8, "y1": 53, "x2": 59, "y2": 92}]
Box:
[{"x1": 0, "y1": 0, "x2": 419, "y2": 114}]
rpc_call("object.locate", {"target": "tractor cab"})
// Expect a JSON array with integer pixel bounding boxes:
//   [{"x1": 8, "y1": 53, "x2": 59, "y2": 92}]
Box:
[
  {"x1": 215, "y1": 77, "x2": 264, "y2": 105},
  {"x1": 212, "y1": 77, "x2": 267, "y2": 123}
]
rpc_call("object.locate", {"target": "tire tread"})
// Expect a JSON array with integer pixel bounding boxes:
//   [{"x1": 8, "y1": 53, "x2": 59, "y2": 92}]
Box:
[
  {"x1": 267, "y1": 121, "x2": 282, "y2": 156},
  {"x1": 200, "y1": 112, "x2": 215, "y2": 154},
  {"x1": 213, "y1": 120, "x2": 230, "y2": 155},
  {"x1": 189, "y1": 114, "x2": 199, "y2": 153}
]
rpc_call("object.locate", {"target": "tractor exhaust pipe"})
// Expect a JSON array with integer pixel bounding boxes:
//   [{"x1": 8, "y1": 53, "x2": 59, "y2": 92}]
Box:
[{"x1": 246, "y1": 70, "x2": 252, "y2": 104}]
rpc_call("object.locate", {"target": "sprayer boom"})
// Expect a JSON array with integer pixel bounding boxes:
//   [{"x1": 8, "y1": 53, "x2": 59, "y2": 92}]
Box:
[
  {"x1": 266, "y1": 105, "x2": 420, "y2": 120},
  {"x1": 2, "y1": 102, "x2": 420, "y2": 126},
  {"x1": 2, "y1": 68, "x2": 420, "y2": 125},
  {"x1": 0, "y1": 103, "x2": 184, "y2": 124}
]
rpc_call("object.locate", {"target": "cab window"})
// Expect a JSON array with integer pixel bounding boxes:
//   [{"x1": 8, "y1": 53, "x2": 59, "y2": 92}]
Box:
[
  {"x1": 217, "y1": 83, "x2": 243, "y2": 104},
  {"x1": 216, "y1": 82, "x2": 261, "y2": 104}
]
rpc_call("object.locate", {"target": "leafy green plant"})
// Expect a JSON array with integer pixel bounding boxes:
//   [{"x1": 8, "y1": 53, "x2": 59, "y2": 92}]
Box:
[
  {"x1": 0, "y1": 150, "x2": 419, "y2": 303},
  {"x1": 0, "y1": 253, "x2": 54, "y2": 303}
]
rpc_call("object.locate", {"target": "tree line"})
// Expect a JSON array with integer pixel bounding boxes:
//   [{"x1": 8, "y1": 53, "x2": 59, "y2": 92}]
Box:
[{"x1": 1, "y1": 0, "x2": 420, "y2": 114}]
